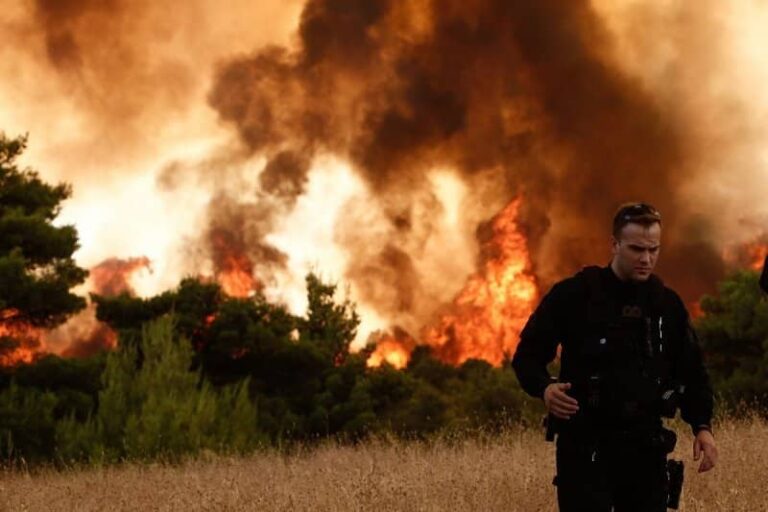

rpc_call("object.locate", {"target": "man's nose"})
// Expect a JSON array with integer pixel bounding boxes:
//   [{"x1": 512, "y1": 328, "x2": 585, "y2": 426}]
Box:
[{"x1": 640, "y1": 251, "x2": 651, "y2": 264}]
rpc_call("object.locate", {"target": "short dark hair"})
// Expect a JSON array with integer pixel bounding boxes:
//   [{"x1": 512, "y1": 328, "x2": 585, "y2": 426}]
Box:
[{"x1": 612, "y1": 202, "x2": 662, "y2": 237}]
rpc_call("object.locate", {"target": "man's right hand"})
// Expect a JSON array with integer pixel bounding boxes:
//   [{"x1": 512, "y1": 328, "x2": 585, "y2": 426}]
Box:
[{"x1": 544, "y1": 382, "x2": 580, "y2": 419}]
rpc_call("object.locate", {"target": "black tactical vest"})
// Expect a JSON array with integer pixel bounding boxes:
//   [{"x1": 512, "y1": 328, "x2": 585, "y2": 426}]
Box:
[{"x1": 565, "y1": 266, "x2": 674, "y2": 430}]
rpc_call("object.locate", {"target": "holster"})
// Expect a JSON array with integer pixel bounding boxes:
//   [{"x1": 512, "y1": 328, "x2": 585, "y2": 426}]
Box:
[{"x1": 666, "y1": 459, "x2": 684, "y2": 509}]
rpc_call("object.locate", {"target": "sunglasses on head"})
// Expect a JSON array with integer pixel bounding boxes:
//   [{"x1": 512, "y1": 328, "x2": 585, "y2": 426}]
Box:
[{"x1": 618, "y1": 203, "x2": 661, "y2": 222}]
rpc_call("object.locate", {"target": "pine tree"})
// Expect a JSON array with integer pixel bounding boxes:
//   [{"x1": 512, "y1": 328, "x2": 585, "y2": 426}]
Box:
[{"x1": 0, "y1": 134, "x2": 87, "y2": 330}]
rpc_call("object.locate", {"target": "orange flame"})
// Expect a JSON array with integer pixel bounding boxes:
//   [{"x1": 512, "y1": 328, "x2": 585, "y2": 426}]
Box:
[
  {"x1": 218, "y1": 258, "x2": 258, "y2": 298},
  {"x1": 745, "y1": 243, "x2": 767, "y2": 271},
  {"x1": 367, "y1": 332, "x2": 414, "y2": 369},
  {"x1": 722, "y1": 238, "x2": 768, "y2": 272},
  {"x1": 210, "y1": 232, "x2": 260, "y2": 298},
  {"x1": 0, "y1": 257, "x2": 151, "y2": 366},
  {"x1": 367, "y1": 198, "x2": 539, "y2": 368},
  {"x1": 0, "y1": 310, "x2": 45, "y2": 366},
  {"x1": 425, "y1": 198, "x2": 538, "y2": 365},
  {"x1": 45, "y1": 257, "x2": 150, "y2": 358}
]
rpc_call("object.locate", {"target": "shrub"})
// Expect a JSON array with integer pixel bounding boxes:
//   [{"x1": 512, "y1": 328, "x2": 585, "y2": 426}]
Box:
[{"x1": 56, "y1": 317, "x2": 263, "y2": 463}]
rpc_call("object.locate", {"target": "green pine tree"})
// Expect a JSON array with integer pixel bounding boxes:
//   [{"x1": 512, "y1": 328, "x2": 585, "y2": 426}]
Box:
[
  {"x1": 0, "y1": 134, "x2": 87, "y2": 359},
  {"x1": 56, "y1": 317, "x2": 263, "y2": 463},
  {"x1": 696, "y1": 269, "x2": 768, "y2": 409}
]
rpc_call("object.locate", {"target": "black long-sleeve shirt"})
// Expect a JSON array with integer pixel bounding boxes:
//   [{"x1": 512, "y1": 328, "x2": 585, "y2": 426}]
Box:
[{"x1": 512, "y1": 266, "x2": 714, "y2": 434}]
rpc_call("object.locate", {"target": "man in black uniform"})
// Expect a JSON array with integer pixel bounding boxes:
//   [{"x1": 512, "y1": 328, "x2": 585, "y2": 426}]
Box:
[{"x1": 512, "y1": 203, "x2": 718, "y2": 512}]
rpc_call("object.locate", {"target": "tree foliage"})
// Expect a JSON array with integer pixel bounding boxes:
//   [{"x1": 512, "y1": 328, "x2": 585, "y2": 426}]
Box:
[
  {"x1": 55, "y1": 317, "x2": 262, "y2": 463},
  {"x1": 299, "y1": 274, "x2": 360, "y2": 365},
  {"x1": 696, "y1": 269, "x2": 768, "y2": 408},
  {"x1": 0, "y1": 134, "x2": 87, "y2": 329}
]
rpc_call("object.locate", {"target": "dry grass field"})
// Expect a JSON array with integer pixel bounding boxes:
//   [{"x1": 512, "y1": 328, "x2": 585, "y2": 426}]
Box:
[{"x1": 0, "y1": 416, "x2": 765, "y2": 512}]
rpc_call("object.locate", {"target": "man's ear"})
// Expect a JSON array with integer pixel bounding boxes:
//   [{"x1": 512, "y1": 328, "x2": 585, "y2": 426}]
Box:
[{"x1": 611, "y1": 236, "x2": 619, "y2": 255}]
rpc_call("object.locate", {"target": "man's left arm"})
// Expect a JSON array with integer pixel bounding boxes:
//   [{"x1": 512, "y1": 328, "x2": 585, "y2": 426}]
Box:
[{"x1": 672, "y1": 297, "x2": 718, "y2": 473}]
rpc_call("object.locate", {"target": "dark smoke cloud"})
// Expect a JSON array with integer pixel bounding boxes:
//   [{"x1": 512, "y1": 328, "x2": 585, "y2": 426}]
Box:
[
  {"x1": 31, "y1": 0, "x2": 195, "y2": 120},
  {"x1": 156, "y1": 149, "x2": 297, "y2": 289},
  {"x1": 206, "y1": 192, "x2": 288, "y2": 287},
  {"x1": 34, "y1": 0, "x2": 118, "y2": 70},
  {"x1": 348, "y1": 243, "x2": 419, "y2": 315},
  {"x1": 332, "y1": 185, "x2": 455, "y2": 336},
  {"x1": 207, "y1": 0, "x2": 723, "y2": 314},
  {"x1": 260, "y1": 150, "x2": 311, "y2": 200}
]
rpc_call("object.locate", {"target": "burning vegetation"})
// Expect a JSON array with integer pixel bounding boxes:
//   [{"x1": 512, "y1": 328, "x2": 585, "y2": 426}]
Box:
[
  {"x1": 368, "y1": 199, "x2": 538, "y2": 368},
  {"x1": 723, "y1": 238, "x2": 768, "y2": 271},
  {"x1": 424, "y1": 199, "x2": 538, "y2": 366},
  {"x1": 2, "y1": 0, "x2": 768, "y2": 370},
  {"x1": 0, "y1": 310, "x2": 43, "y2": 366},
  {"x1": 1, "y1": 256, "x2": 153, "y2": 364},
  {"x1": 209, "y1": 228, "x2": 260, "y2": 298}
]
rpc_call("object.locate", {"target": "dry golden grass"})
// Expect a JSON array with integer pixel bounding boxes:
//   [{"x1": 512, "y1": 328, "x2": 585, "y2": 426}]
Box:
[{"x1": 0, "y1": 417, "x2": 765, "y2": 512}]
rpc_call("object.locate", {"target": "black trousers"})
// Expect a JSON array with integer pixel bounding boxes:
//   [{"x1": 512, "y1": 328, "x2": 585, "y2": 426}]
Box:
[{"x1": 554, "y1": 436, "x2": 668, "y2": 512}]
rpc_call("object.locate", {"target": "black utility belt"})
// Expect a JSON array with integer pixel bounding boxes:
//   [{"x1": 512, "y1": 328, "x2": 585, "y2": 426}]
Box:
[{"x1": 560, "y1": 426, "x2": 677, "y2": 455}]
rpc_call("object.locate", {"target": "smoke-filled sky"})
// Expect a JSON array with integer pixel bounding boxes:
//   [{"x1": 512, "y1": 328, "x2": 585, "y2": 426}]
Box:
[{"x1": 2, "y1": 0, "x2": 768, "y2": 349}]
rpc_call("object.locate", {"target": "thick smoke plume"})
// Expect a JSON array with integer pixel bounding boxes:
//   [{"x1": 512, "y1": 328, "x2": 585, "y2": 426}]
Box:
[
  {"x1": 13, "y1": 0, "x2": 305, "y2": 301},
  {"x1": 208, "y1": 0, "x2": 724, "y2": 319},
  {"x1": 206, "y1": 192, "x2": 289, "y2": 295},
  {"x1": 17, "y1": 0, "x2": 302, "y2": 177}
]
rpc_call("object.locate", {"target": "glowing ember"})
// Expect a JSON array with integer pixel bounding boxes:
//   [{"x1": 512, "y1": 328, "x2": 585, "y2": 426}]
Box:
[{"x1": 367, "y1": 198, "x2": 539, "y2": 368}]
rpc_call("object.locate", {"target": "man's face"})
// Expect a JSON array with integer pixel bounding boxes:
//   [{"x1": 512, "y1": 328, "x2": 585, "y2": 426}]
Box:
[{"x1": 611, "y1": 222, "x2": 661, "y2": 282}]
